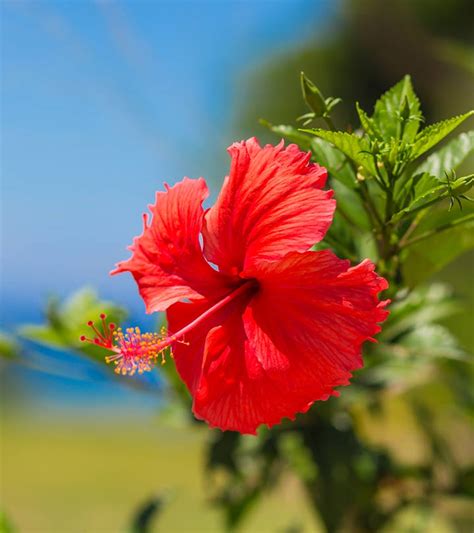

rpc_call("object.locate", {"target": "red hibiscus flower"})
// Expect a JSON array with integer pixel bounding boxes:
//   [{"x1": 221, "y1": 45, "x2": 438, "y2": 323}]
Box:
[{"x1": 82, "y1": 138, "x2": 389, "y2": 434}]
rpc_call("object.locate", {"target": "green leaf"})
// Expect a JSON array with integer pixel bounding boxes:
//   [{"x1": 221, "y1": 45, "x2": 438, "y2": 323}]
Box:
[
  {"x1": 392, "y1": 173, "x2": 474, "y2": 223},
  {"x1": 207, "y1": 431, "x2": 241, "y2": 474},
  {"x1": 353, "y1": 230, "x2": 379, "y2": 263},
  {"x1": 303, "y1": 129, "x2": 377, "y2": 176},
  {"x1": 325, "y1": 96, "x2": 342, "y2": 114},
  {"x1": 300, "y1": 71, "x2": 327, "y2": 117},
  {"x1": 331, "y1": 180, "x2": 371, "y2": 230},
  {"x1": 206, "y1": 431, "x2": 282, "y2": 531},
  {"x1": 0, "y1": 332, "x2": 20, "y2": 360},
  {"x1": 411, "y1": 111, "x2": 474, "y2": 159},
  {"x1": 402, "y1": 205, "x2": 474, "y2": 286},
  {"x1": 366, "y1": 284, "x2": 467, "y2": 387},
  {"x1": 278, "y1": 433, "x2": 318, "y2": 482},
  {"x1": 399, "y1": 324, "x2": 467, "y2": 360},
  {"x1": 372, "y1": 75, "x2": 422, "y2": 142},
  {"x1": 19, "y1": 288, "x2": 127, "y2": 363},
  {"x1": 17, "y1": 325, "x2": 65, "y2": 350},
  {"x1": 377, "y1": 325, "x2": 467, "y2": 371},
  {"x1": 356, "y1": 102, "x2": 380, "y2": 139},
  {"x1": 380, "y1": 284, "x2": 461, "y2": 342},
  {"x1": 260, "y1": 121, "x2": 313, "y2": 150},
  {"x1": 414, "y1": 130, "x2": 474, "y2": 178},
  {"x1": 310, "y1": 137, "x2": 357, "y2": 189},
  {"x1": 367, "y1": 344, "x2": 464, "y2": 389},
  {"x1": 0, "y1": 510, "x2": 16, "y2": 533},
  {"x1": 129, "y1": 495, "x2": 165, "y2": 533},
  {"x1": 380, "y1": 504, "x2": 449, "y2": 532}
]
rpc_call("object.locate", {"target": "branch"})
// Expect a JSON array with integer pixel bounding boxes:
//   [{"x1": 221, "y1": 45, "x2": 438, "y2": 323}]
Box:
[{"x1": 402, "y1": 213, "x2": 474, "y2": 248}]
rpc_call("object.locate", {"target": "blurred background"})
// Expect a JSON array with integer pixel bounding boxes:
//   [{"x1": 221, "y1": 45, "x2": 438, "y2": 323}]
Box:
[{"x1": 1, "y1": 0, "x2": 473, "y2": 531}]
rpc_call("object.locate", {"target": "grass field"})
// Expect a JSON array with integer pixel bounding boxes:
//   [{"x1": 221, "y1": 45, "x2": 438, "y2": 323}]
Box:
[{"x1": 1, "y1": 414, "x2": 319, "y2": 532}]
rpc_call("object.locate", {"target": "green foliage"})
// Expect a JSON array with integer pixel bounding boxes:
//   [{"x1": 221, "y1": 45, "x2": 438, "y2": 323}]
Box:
[
  {"x1": 301, "y1": 129, "x2": 378, "y2": 176},
  {"x1": 392, "y1": 172, "x2": 474, "y2": 223},
  {"x1": 303, "y1": 81, "x2": 472, "y2": 199},
  {"x1": 0, "y1": 510, "x2": 16, "y2": 533},
  {"x1": 206, "y1": 430, "x2": 281, "y2": 530},
  {"x1": 371, "y1": 75, "x2": 422, "y2": 142},
  {"x1": 299, "y1": 71, "x2": 342, "y2": 125},
  {"x1": 356, "y1": 102, "x2": 380, "y2": 139},
  {"x1": 379, "y1": 284, "x2": 461, "y2": 343},
  {"x1": 411, "y1": 112, "x2": 474, "y2": 159},
  {"x1": 415, "y1": 130, "x2": 474, "y2": 177},
  {"x1": 0, "y1": 332, "x2": 21, "y2": 360},
  {"x1": 129, "y1": 495, "x2": 165, "y2": 533},
  {"x1": 248, "y1": 75, "x2": 474, "y2": 531},
  {"x1": 402, "y1": 206, "x2": 474, "y2": 286},
  {"x1": 258, "y1": 121, "x2": 313, "y2": 151},
  {"x1": 20, "y1": 288, "x2": 127, "y2": 365},
  {"x1": 363, "y1": 284, "x2": 467, "y2": 388},
  {"x1": 311, "y1": 138, "x2": 357, "y2": 189},
  {"x1": 272, "y1": 74, "x2": 474, "y2": 289}
]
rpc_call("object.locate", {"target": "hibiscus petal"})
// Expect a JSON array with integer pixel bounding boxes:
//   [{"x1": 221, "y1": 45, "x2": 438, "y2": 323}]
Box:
[
  {"x1": 194, "y1": 311, "x2": 335, "y2": 434},
  {"x1": 168, "y1": 250, "x2": 387, "y2": 434},
  {"x1": 244, "y1": 250, "x2": 389, "y2": 376},
  {"x1": 113, "y1": 178, "x2": 231, "y2": 313},
  {"x1": 168, "y1": 292, "x2": 280, "y2": 434},
  {"x1": 169, "y1": 300, "x2": 293, "y2": 435},
  {"x1": 181, "y1": 250, "x2": 387, "y2": 434},
  {"x1": 203, "y1": 138, "x2": 335, "y2": 274}
]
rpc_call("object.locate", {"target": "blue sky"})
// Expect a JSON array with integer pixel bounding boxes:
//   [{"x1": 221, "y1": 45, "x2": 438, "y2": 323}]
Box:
[
  {"x1": 2, "y1": 0, "x2": 340, "y2": 409},
  {"x1": 2, "y1": 0, "x2": 337, "y2": 324}
]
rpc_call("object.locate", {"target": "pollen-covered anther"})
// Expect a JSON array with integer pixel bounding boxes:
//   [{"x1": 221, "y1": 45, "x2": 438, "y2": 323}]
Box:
[
  {"x1": 106, "y1": 326, "x2": 167, "y2": 376},
  {"x1": 80, "y1": 315, "x2": 169, "y2": 376}
]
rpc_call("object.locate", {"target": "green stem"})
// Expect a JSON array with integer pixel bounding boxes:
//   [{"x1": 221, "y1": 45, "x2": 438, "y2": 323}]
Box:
[
  {"x1": 359, "y1": 181, "x2": 383, "y2": 228},
  {"x1": 321, "y1": 114, "x2": 382, "y2": 232},
  {"x1": 320, "y1": 114, "x2": 388, "y2": 265},
  {"x1": 392, "y1": 190, "x2": 462, "y2": 226},
  {"x1": 323, "y1": 115, "x2": 337, "y2": 131},
  {"x1": 398, "y1": 211, "x2": 427, "y2": 247},
  {"x1": 320, "y1": 112, "x2": 385, "y2": 229},
  {"x1": 403, "y1": 213, "x2": 474, "y2": 248},
  {"x1": 385, "y1": 190, "x2": 394, "y2": 224},
  {"x1": 376, "y1": 170, "x2": 403, "y2": 283}
]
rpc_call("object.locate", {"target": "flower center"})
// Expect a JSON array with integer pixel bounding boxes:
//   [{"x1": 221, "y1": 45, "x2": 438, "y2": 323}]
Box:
[{"x1": 80, "y1": 280, "x2": 257, "y2": 376}]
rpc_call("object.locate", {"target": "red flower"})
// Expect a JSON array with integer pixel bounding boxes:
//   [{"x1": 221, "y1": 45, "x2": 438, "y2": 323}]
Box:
[{"x1": 83, "y1": 138, "x2": 389, "y2": 434}]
